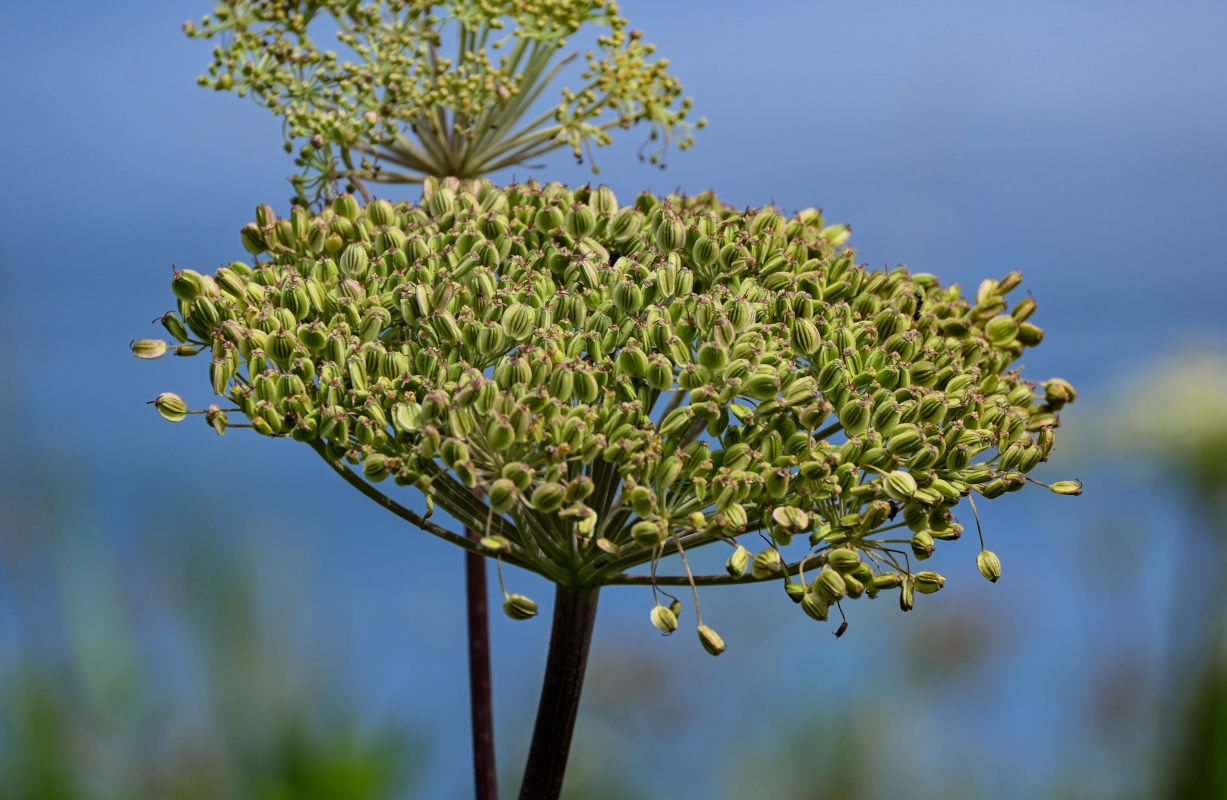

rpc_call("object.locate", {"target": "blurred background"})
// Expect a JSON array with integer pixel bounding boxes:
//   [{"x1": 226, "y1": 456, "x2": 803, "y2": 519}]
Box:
[{"x1": 2, "y1": 0, "x2": 1226, "y2": 797}]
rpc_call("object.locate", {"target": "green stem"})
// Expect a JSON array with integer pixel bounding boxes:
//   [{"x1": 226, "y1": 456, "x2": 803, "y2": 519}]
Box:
[
  {"x1": 584, "y1": 527, "x2": 726, "y2": 582},
  {"x1": 478, "y1": 52, "x2": 575, "y2": 153},
  {"x1": 476, "y1": 136, "x2": 562, "y2": 174},
  {"x1": 356, "y1": 140, "x2": 434, "y2": 175},
  {"x1": 338, "y1": 149, "x2": 373, "y2": 203},
  {"x1": 309, "y1": 441, "x2": 532, "y2": 565},
  {"x1": 606, "y1": 560, "x2": 810, "y2": 586},
  {"x1": 473, "y1": 123, "x2": 564, "y2": 170},
  {"x1": 420, "y1": 463, "x2": 518, "y2": 541},
  {"x1": 508, "y1": 504, "x2": 571, "y2": 570},
  {"x1": 469, "y1": 41, "x2": 560, "y2": 157},
  {"x1": 516, "y1": 584, "x2": 601, "y2": 800},
  {"x1": 813, "y1": 420, "x2": 844, "y2": 440},
  {"x1": 587, "y1": 457, "x2": 618, "y2": 521},
  {"x1": 344, "y1": 168, "x2": 427, "y2": 184},
  {"x1": 409, "y1": 113, "x2": 453, "y2": 173}
]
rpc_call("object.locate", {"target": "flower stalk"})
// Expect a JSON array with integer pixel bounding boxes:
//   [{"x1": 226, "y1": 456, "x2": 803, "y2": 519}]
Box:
[
  {"x1": 465, "y1": 524, "x2": 498, "y2": 800},
  {"x1": 517, "y1": 584, "x2": 600, "y2": 800}
]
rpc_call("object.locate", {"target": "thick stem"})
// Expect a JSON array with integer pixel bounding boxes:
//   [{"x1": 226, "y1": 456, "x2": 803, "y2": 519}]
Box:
[
  {"x1": 517, "y1": 585, "x2": 601, "y2": 800},
  {"x1": 466, "y1": 484, "x2": 497, "y2": 799},
  {"x1": 465, "y1": 543, "x2": 498, "y2": 800}
]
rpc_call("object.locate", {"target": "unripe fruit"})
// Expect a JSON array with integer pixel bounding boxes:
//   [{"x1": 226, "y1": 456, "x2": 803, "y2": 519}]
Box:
[
  {"x1": 883, "y1": 470, "x2": 918, "y2": 501},
  {"x1": 801, "y1": 593, "x2": 829, "y2": 622},
  {"x1": 977, "y1": 549, "x2": 1002, "y2": 583},
  {"x1": 838, "y1": 397, "x2": 870, "y2": 437},
  {"x1": 131, "y1": 339, "x2": 168, "y2": 359},
  {"x1": 427, "y1": 187, "x2": 456, "y2": 217},
  {"x1": 171, "y1": 269, "x2": 204, "y2": 302},
  {"x1": 826, "y1": 548, "x2": 861, "y2": 573},
  {"x1": 899, "y1": 577, "x2": 915, "y2": 611},
  {"x1": 791, "y1": 318, "x2": 820, "y2": 355},
  {"x1": 751, "y1": 547, "x2": 782, "y2": 579},
  {"x1": 333, "y1": 193, "x2": 361, "y2": 220},
  {"x1": 617, "y1": 345, "x2": 649, "y2": 378},
  {"x1": 985, "y1": 314, "x2": 1019, "y2": 346},
  {"x1": 654, "y1": 217, "x2": 685, "y2": 252},
  {"x1": 631, "y1": 520, "x2": 665, "y2": 548},
  {"x1": 697, "y1": 624, "x2": 725, "y2": 656},
  {"x1": 726, "y1": 545, "x2": 750, "y2": 578},
  {"x1": 772, "y1": 506, "x2": 808, "y2": 533},
  {"x1": 650, "y1": 604, "x2": 679, "y2": 634},
  {"x1": 152, "y1": 392, "x2": 187, "y2": 422},
  {"x1": 812, "y1": 567, "x2": 847, "y2": 603},
  {"x1": 609, "y1": 207, "x2": 642, "y2": 241},
  {"x1": 502, "y1": 303, "x2": 536, "y2": 341},
  {"x1": 564, "y1": 205, "x2": 596, "y2": 240},
  {"x1": 691, "y1": 235, "x2": 720, "y2": 268},
  {"x1": 240, "y1": 224, "x2": 267, "y2": 254},
  {"x1": 339, "y1": 244, "x2": 369, "y2": 278},
  {"x1": 534, "y1": 205, "x2": 565, "y2": 231},
  {"x1": 589, "y1": 185, "x2": 618, "y2": 215},
  {"x1": 489, "y1": 478, "x2": 517, "y2": 512},
  {"x1": 914, "y1": 571, "x2": 946, "y2": 594},
  {"x1": 363, "y1": 453, "x2": 390, "y2": 482},
  {"x1": 503, "y1": 594, "x2": 538, "y2": 620},
  {"x1": 911, "y1": 529, "x2": 935, "y2": 560},
  {"x1": 530, "y1": 482, "x2": 566, "y2": 513}
]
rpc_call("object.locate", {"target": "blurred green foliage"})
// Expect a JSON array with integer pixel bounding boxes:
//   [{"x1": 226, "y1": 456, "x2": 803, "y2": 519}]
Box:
[
  {"x1": 1114, "y1": 351, "x2": 1227, "y2": 798},
  {"x1": 0, "y1": 470, "x2": 417, "y2": 800},
  {"x1": 1100, "y1": 347, "x2": 1227, "y2": 800}
]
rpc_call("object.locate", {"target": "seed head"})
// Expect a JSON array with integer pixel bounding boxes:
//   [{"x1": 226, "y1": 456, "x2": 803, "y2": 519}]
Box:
[{"x1": 135, "y1": 181, "x2": 1078, "y2": 648}]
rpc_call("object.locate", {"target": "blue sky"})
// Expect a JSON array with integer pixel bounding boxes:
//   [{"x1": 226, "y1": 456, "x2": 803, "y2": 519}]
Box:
[{"x1": 2, "y1": 1, "x2": 1226, "y2": 797}]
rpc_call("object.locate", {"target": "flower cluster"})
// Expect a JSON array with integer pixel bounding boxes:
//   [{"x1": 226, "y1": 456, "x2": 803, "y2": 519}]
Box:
[
  {"x1": 186, "y1": 0, "x2": 701, "y2": 201},
  {"x1": 135, "y1": 179, "x2": 1078, "y2": 651}
]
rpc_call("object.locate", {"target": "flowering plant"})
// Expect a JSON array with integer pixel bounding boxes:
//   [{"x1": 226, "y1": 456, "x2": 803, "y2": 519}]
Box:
[
  {"x1": 139, "y1": 3, "x2": 1080, "y2": 797},
  {"x1": 135, "y1": 176, "x2": 1078, "y2": 658},
  {"x1": 187, "y1": 0, "x2": 700, "y2": 203}
]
